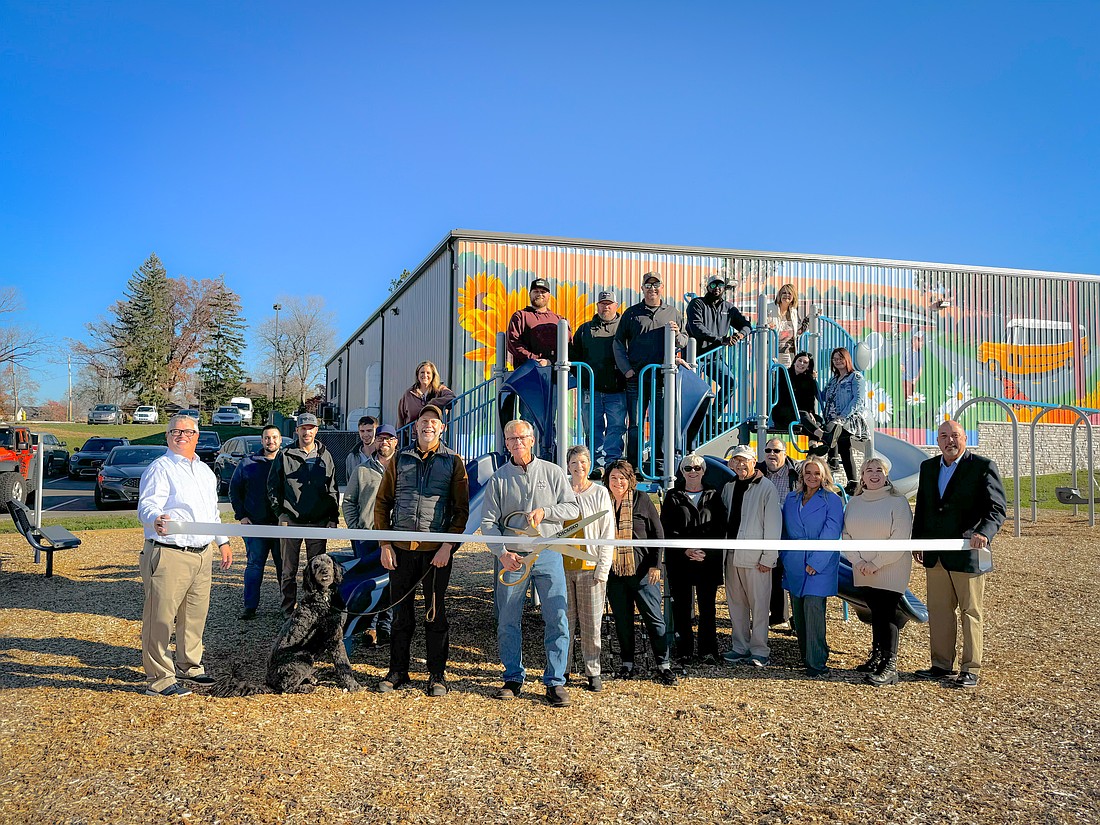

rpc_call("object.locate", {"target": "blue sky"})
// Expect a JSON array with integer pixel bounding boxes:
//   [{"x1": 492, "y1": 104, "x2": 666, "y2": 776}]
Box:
[{"x1": 2, "y1": 1, "x2": 1098, "y2": 402}]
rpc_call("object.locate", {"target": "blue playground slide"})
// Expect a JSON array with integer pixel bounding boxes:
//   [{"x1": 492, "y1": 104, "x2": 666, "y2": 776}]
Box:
[{"x1": 331, "y1": 544, "x2": 390, "y2": 652}]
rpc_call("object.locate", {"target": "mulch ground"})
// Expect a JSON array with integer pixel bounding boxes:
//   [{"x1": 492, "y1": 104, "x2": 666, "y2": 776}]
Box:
[{"x1": 1, "y1": 514, "x2": 1098, "y2": 824}]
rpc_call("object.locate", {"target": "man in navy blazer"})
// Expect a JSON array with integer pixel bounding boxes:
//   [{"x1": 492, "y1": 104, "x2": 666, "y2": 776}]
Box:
[{"x1": 911, "y1": 420, "x2": 1007, "y2": 688}]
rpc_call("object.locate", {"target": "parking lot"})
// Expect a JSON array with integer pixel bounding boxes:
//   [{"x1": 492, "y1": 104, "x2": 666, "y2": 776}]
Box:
[{"x1": 31, "y1": 474, "x2": 234, "y2": 517}]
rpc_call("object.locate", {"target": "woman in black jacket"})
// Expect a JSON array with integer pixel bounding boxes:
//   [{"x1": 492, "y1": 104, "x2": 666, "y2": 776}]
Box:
[
  {"x1": 660, "y1": 454, "x2": 725, "y2": 668},
  {"x1": 771, "y1": 350, "x2": 823, "y2": 436},
  {"x1": 605, "y1": 459, "x2": 678, "y2": 686}
]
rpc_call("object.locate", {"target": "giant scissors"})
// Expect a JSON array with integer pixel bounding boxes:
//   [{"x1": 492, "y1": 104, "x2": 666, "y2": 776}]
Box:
[{"x1": 497, "y1": 510, "x2": 606, "y2": 587}]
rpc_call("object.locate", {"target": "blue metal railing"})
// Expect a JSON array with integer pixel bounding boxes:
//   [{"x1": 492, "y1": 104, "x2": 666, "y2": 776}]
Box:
[
  {"x1": 569, "y1": 361, "x2": 597, "y2": 460},
  {"x1": 395, "y1": 377, "x2": 498, "y2": 460}
]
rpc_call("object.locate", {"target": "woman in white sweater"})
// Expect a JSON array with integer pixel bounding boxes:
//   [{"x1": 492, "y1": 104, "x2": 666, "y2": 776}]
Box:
[
  {"x1": 841, "y1": 456, "x2": 914, "y2": 686},
  {"x1": 564, "y1": 445, "x2": 615, "y2": 692}
]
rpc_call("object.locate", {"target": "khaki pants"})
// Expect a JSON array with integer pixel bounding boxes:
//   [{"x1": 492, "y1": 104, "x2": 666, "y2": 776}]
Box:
[
  {"x1": 926, "y1": 562, "x2": 985, "y2": 673},
  {"x1": 140, "y1": 540, "x2": 213, "y2": 692},
  {"x1": 725, "y1": 563, "x2": 773, "y2": 658}
]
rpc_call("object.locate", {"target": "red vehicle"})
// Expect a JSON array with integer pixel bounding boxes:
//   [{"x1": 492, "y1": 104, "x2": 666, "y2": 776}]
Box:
[{"x1": 0, "y1": 423, "x2": 37, "y2": 507}]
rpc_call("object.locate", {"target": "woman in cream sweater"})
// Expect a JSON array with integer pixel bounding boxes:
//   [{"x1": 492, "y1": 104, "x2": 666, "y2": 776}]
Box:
[{"x1": 841, "y1": 456, "x2": 914, "y2": 686}]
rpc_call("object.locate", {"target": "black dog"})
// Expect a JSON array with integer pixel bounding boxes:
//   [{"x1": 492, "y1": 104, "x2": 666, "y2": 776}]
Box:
[{"x1": 213, "y1": 554, "x2": 361, "y2": 695}]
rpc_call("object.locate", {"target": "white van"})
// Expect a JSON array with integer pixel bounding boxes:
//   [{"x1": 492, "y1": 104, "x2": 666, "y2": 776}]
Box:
[{"x1": 229, "y1": 397, "x2": 254, "y2": 425}]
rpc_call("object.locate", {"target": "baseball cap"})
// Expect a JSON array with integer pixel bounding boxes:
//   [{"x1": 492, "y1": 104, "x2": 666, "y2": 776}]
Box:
[
  {"x1": 418, "y1": 404, "x2": 445, "y2": 421},
  {"x1": 642, "y1": 272, "x2": 662, "y2": 285},
  {"x1": 530, "y1": 278, "x2": 551, "y2": 292},
  {"x1": 297, "y1": 413, "x2": 319, "y2": 428},
  {"x1": 375, "y1": 424, "x2": 397, "y2": 438},
  {"x1": 707, "y1": 275, "x2": 727, "y2": 287},
  {"x1": 597, "y1": 290, "x2": 616, "y2": 303},
  {"x1": 728, "y1": 445, "x2": 756, "y2": 463}
]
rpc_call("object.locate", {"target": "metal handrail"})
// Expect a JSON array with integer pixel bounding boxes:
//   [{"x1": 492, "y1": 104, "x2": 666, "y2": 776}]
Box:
[
  {"x1": 569, "y1": 360, "x2": 597, "y2": 460},
  {"x1": 953, "y1": 396, "x2": 1022, "y2": 538}
]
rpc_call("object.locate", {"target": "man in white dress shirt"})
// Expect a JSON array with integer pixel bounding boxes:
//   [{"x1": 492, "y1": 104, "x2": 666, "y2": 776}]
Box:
[{"x1": 137, "y1": 414, "x2": 233, "y2": 697}]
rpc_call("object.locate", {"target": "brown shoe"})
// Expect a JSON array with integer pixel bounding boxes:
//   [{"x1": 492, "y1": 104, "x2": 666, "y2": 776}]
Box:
[{"x1": 362, "y1": 628, "x2": 378, "y2": 647}]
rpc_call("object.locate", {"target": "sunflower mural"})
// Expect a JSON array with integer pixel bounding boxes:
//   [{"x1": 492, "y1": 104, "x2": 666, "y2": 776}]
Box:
[{"x1": 458, "y1": 272, "x2": 598, "y2": 378}]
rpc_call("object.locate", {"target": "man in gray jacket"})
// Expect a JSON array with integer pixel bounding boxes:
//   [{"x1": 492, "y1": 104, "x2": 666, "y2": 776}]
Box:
[
  {"x1": 482, "y1": 419, "x2": 581, "y2": 707},
  {"x1": 341, "y1": 423, "x2": 398, "y2": 645},
  {"x1": 267, "y1": 413, "x2": 339, "y2": 617},
  {"x1": 613, "y1": 271, "x2": 687, "y2": 474}
]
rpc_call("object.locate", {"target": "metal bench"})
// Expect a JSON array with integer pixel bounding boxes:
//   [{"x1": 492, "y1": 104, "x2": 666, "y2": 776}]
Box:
[{"x1": 5, "y1": 500, "x2": 81, "y2": 578}]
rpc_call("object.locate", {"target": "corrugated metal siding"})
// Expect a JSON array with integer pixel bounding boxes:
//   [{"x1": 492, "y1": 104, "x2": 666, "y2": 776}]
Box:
[
  {"x1": 451, "y1": 239, "x2": 1100, "y2": 446},
  {"x1": 381, "y1": 247, "x2": 453, "y2": 425}
]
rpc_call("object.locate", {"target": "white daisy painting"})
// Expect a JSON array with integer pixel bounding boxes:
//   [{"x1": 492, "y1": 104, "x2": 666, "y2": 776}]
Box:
[
  {"x1": 935, "y1": 401, "x2": 955, "y2": 424},
  {"x1": 944, "y1": 377, "x2": 972, "y2": 417},
  {"x1": 864, "y1": 382, "x2": 893, "y2": 425}
]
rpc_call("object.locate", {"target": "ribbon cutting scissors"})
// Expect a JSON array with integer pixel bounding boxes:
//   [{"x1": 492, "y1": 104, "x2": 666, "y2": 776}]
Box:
[{"x1": 497, "y1": 510, "x2": 606, "y2": 587}]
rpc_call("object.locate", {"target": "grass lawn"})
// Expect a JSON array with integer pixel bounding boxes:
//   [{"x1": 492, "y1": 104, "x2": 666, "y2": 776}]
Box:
[
  {"x1": 1005, "y1": 470, "x2": 1100, "y2": 512},
  {"x1": 29, "y1": 422, "x2": 258, "y2": 447}
]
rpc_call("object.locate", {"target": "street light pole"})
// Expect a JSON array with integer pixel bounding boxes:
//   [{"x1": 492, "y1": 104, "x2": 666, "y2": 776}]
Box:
[{"x1": 272, "y1": 303, "x2": 282, "y2": 421}]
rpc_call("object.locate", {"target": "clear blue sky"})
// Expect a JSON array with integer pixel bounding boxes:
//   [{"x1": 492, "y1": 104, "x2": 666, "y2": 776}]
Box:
[{"x1": 2, "y1": 1, "x2": 1098, "y2": 403}]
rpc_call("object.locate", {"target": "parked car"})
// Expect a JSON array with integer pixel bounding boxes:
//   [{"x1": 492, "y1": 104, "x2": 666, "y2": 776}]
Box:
[
  {"x1": 211, "y1": 406, "x2": 243, "y2": 425},
  {"x1": 95, "y1": 445, "x2": 168, "y2": 509},
  {"x1": 87, "y1": 404, "x2": 125, "y2": 425},
  {"x1": 214, "y1": 435, "x2": 265, "y2": 495},
  {"x1": 69, "y1": 437, "x2": 130, "y2": 479},
  {"x1": 177, "y1": 408, "x2": 200, "y2": 421},
  {"x1": 195, "y1": 430, "x2": 222, "y2": 466},
  {"x1": 32, "y1": 432, "x2": 69, "y2": 476},
  {"x1": 132, "y1": 405, "x2": 159, "y2": 424}
]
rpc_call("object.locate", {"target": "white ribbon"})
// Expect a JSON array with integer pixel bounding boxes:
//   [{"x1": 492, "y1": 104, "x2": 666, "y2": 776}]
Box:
[{"x1": 166, "y1": 521, "x2": 966, "y2": 554}]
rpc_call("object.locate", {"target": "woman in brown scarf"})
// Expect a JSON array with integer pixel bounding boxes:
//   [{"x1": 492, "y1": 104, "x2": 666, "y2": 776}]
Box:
[{"x1": 604, "y1": 459, "x2": 678, "y2": 686}]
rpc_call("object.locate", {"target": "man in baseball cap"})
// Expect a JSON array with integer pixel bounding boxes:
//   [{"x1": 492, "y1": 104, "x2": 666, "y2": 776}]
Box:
[
  {"x1": 268, "y1": 411, "x2": 339, "y2": 617},
  {"x1": 570, "y1": 289, "x2": 627, "y2": 477},
  {"x1": 506, "y1": 278, "x2": 567, "y2": 369}
]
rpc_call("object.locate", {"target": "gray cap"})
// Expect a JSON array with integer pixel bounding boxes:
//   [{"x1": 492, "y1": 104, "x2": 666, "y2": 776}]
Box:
[
  {"x1": 727, "y1": 445, "x2": 756, "y2": 463},
  {"x1": 642, "y1": 271, "x2": 662, "y2": 285},
  {"x1": 597, "y1": 290, "x2": 616, "y2": 303},
  {"x1": 297, "y1": 413, "x2": 319, "y2": 428}
]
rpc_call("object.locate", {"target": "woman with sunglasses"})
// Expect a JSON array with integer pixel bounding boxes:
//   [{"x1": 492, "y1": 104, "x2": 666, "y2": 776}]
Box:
[
  {"x1": 604, "y1": 459, "x2": 679, "y2": 686},
  {"x1": 780, "y1": 455, "x2": 844, "y2": 677},
  {"x1": 659, "y1": 453, "x2": 726, "y2": 669},
  {"x1": 841, "y1": 456, "x2": 913, "y2": 686}
]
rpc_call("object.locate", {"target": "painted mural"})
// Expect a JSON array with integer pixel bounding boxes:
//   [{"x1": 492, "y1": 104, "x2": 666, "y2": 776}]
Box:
[{"x1": 455, "y1": 243, "x2": 1100, "y2": 446}]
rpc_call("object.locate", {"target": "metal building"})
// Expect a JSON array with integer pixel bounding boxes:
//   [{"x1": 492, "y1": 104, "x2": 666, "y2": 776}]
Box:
[{"x1": 325, "y1": 229, "x2": 1100, "y2": 444}]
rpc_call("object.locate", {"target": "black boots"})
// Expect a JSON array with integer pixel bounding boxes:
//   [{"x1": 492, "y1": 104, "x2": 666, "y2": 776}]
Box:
[
  {"x1": 867, "y1": 655, "x2": 899, "y2": 687},
  {"x1": 856, "y1": 649, "x2": 883, "y2": 673}
]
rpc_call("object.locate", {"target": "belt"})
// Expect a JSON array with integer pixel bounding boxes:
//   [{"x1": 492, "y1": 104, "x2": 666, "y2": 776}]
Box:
[{"x1": 151, "y1": 539, "x2": 209, "y2": 554}]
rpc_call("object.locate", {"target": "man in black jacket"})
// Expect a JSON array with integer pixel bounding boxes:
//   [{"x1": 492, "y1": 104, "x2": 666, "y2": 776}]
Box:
[
  {"x1": 613, "y1": 272, "x2": 687, "y2": 474},
  {"x1": 230, "y1": 424, "x2": 284, "y2": 620},
  {"x1": 911, "y1": 420, "x2": 1007, "y2": 688},
  {"x1": 267, "y1": 413, "x2": 339, "y2": 617},
  {"x1": 686, "y1": 275, "x2": 753, "y2": 419},
  {"x1": 570, "y1": 290, "x2": 627, "y2": 477}
]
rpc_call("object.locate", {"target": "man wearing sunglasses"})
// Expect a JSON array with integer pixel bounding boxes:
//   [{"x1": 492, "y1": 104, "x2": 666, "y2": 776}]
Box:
[
  {"x1": 757, "y1": 438, "x2": 801, "y2": 629},
  {"x1": 613, "y1": 271, "x2": 687, "y2": 474},
  {"x1": 137, "y1": 414, "x2": 232, "y2": 697}
]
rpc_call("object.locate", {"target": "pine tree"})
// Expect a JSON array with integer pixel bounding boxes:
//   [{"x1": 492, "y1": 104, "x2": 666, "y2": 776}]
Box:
[
  {"x1": 115, "y1": 253, "x2": 172, "y2": 406},
  {"x1": 197, "y1": 277, "x2": 247, "y2": 408}
]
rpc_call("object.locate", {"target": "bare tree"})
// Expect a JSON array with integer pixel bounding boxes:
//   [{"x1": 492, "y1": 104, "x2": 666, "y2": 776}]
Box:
[
  {"x1": 0, "y1": 287, "x2": 48, "y2": 368},
  {"x1": 253, "y1": 297, "x2": 335, "y2": 407}
]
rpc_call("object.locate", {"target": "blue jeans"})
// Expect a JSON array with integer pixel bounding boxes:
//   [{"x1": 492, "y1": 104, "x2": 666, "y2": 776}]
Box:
[
  {"x1": 494, "y1": 552, "x2": 570, "y2": 687},
  {"x1": 243, "y1": 536, "x2": 283, "y2": 611},
  {"x1": 590, "y1": 391, "x2": 627, "y2": 467}
]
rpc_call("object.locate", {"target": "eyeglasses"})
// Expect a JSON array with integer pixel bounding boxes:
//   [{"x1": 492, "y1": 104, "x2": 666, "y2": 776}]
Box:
[
  {"x1": 683, "y1": 466, "x2": 704, "y2": 472},
  {"x1": 505, "y1": 435, "x2": 534, "y2": 443},
  {"x1": 168, "y1": 429, "x2": 199, "y2": 439},
  {"x1": 643, "y1": 283, "x2": 662, "y2": 290},
  {"x1": 764, "y1": 448, "x2": 784, "y2": 454}
]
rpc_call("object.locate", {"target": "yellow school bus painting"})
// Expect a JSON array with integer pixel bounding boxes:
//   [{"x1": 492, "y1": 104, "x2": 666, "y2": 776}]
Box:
[{"x1": 978, "y1": 319, "x2": 1089, "y2": 378}]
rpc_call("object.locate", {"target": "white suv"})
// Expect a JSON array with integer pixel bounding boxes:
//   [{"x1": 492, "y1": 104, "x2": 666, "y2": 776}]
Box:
[{"x1": 132, "y1": 405, "x2": 159, "y2": 424}]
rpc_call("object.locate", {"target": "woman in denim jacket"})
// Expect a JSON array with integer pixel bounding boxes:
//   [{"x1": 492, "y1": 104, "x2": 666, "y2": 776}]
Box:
[{"x1": 809, "y1": 347, "x2": 867, "y2": 494}]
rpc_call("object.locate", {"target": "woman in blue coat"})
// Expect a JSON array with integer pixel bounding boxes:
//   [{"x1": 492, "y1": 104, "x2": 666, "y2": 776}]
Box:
[{"x1": 781, "y1": 456, "x2": 845, "y2": 677}]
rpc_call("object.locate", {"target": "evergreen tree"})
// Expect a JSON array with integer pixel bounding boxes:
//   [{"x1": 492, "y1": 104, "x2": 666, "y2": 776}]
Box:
[
  {"x1": 115, "y1": 253, "x2": 172, "y2": 406},
  {"x1": 197, "y1": 277, "x2": 247, "y2": 408}
]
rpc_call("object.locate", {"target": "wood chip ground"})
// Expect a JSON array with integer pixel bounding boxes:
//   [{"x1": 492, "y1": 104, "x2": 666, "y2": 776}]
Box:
[{"x1": 1, "y1": 514, "x2": 1097, "y2": 824}]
